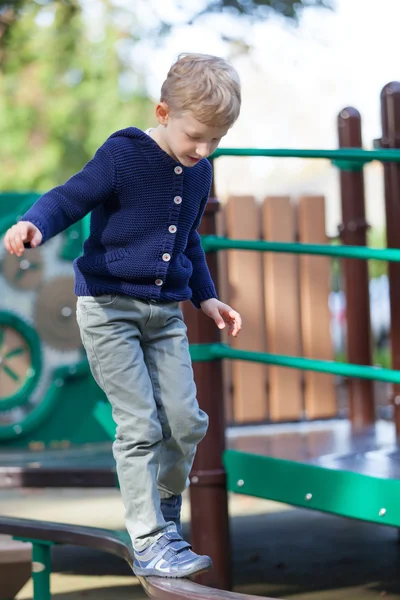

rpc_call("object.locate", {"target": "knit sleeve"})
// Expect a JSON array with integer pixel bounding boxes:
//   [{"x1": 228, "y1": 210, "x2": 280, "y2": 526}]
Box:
[
  {"x1": 185, "y1": 195, "x2": 218, "y2": 309},
  {"x1": 20, "y1": 143, "x2": 117, "y2": 244}
]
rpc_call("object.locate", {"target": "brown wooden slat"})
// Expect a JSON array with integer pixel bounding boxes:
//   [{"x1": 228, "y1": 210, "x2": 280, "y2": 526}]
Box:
[
  {"x1": 298, "y1": 196, "x2": 337, "y2": 419},
  {"x1": 216, "y1": 207, "x2": 234, "y2": 425},
  {"x1": 225, "y1": 196, "x2": 268, "y2": 423},
  {"x1": 262, "y1": 197, "x2": 303, "y2": 421}
]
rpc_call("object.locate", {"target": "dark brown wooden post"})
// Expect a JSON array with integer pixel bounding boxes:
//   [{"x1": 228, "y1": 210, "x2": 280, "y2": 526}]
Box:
[
  {"x1": 379, "y1": 82, "x2": 400, "y2": 440},
  {"x1": 337, "y1": 107, "x2": 375, "y2": 431},
  {"x1": 182, "y1": 196, "x2": 232, "y2": 590}
]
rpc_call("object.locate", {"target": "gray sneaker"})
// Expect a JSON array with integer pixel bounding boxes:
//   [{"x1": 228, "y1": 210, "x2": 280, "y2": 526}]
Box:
[
  {"x1": 160, "y1": 494, "x2": 182, "y2": 536},
  {"x1": 133, "y1": 531, "x2": 212, "y2": 578}
]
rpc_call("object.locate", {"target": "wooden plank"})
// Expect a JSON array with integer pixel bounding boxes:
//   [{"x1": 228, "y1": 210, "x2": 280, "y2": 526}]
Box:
[
  {"x1": 298, "y1": 196, "x2": 337, "y2": 419},
  {"x1": 0, "y1": 537, "x2": 31, "y2": 600},
  {"x1": 216, "y1": 206, "x2": 234, "y2": 425},
  {"x1": 225, "y1": 196, "x2": 268, "y2": 423},
  {"x1": 262, "y1": 197, "x2": 303, "y2": 421}
]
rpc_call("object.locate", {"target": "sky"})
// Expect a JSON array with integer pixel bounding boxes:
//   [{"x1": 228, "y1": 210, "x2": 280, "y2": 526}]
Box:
[{"x1": 82, "y1": 0, "x2": 400, "y2": 234}]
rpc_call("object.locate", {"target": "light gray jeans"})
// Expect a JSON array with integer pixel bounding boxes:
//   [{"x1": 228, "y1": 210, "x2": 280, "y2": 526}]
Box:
[{"x1": 76, "y1": 294, "x2": 209, "y2": 550}]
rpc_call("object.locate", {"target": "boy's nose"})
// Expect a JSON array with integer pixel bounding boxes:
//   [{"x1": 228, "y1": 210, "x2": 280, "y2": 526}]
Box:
[{"x1": 195, "y1": 144, "x2": 210, "y2": 158}]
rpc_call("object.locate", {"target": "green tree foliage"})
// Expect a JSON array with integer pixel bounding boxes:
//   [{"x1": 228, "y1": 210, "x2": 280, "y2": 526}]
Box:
[
  {"x1": 0, "y1": 0, "x2": 333, "y2": 191},
  {"x1": 187, "y1": 0, "x2": 333, "y2": 23},
  {"x1": 0, "y1": 0, "x2": 152, "y2": 191}
]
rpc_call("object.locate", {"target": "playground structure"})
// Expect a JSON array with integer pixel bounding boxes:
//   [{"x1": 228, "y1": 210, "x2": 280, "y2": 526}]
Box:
[
  {"x1": 1, "y1": 82, "x2": 400, "y2": 599},
  {"x1": 0, "y1": 516, "x2": 270, "y2": 600}
]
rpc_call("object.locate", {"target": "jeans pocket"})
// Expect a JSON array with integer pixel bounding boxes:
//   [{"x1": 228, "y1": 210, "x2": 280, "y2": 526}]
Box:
[{"x1": 80, "y1": 294, "x2": 119, "y2": 307}]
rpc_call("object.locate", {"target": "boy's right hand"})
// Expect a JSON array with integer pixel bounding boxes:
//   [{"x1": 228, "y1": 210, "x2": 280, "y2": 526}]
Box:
[{"x1": 4, "y1": 221, "x2": 43, "y2": 256}]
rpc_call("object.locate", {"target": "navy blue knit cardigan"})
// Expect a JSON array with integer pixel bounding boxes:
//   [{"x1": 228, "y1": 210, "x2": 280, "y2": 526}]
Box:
[{"x1": 21, "y1": 127, "x2": 217, "y2": 308}]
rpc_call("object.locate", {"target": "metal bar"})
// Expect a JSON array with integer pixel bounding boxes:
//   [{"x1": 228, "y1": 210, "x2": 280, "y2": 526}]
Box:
[
  {"x1": 82, "y1": 214, "x2": 91, "y2": 241},
  {"x1": 182, "y1": 199, "x2": 232, "y2": 590},
  {"x1": 380, "y1": 81, "x2": 400, "y2": 440},
  {"x1": 189, "y1": 343, "x2": 400, "y2": 384},
  {"x1": 338, "y1": 107, "x2": 374, "y2": 430},
  {"x1": 212, "y1": 147, "x2": 400, "y2": 161},
  {"x1": 224, "y1": 449, "x2": 400, "y2": 528},
  {"x1": 32, "y1": 542, "x2": 52, "y2": 600},
  {"x1": 201, "y1": 235, "x2": 400, "y2": 261}
]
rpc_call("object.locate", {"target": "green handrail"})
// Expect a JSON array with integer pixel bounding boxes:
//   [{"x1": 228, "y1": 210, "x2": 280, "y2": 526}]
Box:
[
  {"x1": 212, "y1": 147, "x2": 400, "y2": 162},
  {"x1": 190, "y1": 344, "x2": 400, "y2": 384},
  {"x1": 201, "y1": 235, "x2": 400, "y2": 262}
]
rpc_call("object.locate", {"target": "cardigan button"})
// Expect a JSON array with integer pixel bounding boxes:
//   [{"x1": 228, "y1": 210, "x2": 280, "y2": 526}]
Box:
[
  {"x1": 155, "y1": 279, "x2": 163, "y2": 286},
  {"x1": 174, "y1": 196, "x2": 182, "y2": 204},
  {"x1": 174, "y1": 166, "x2": 183, "y2": 175},
  {"x1": 168, "y1": 225, "x2": 177, "y2": 233},
  {"x1": 162, "y1": 253, "x2": 171, "y2": 262}
]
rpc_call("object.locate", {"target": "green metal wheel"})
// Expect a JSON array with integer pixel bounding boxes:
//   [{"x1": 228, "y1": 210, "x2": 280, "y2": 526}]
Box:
[{"x1": 0, "y1": 311, "x2": 42, "y2": 411}]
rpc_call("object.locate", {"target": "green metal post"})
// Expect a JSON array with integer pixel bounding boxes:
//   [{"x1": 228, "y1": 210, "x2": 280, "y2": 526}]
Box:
[{"x1": 32, "y1": 542, "x2": 52, "y2": 600}]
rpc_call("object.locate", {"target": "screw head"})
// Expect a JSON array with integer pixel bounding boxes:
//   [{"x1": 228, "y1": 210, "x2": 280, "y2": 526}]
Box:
[
  {"x1": 305, "y1": 493, "x2": 313, "y2": 501},
  {"x1": 191, "y1": 476, "x2": 199, "y2": 484},
  {"x1": 379, "y1": 508, "x2": 386, "y2": 517},
  {"x1": 237, "y1": 479, "x2": 244, "y2": 487}
]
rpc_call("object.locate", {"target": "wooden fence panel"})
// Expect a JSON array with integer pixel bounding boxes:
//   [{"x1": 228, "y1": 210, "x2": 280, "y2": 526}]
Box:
[
  {"x1": 298, "y1": 196, "x2": 337, "y2": 419},
  {"x1": 216, "y1": 206, "x2": 234, "y2": 424},
  {"x1": 262, "y1": 197, "x2": 303, "y2": 421},
  {"x1": 225, "y1": 196, "x2": 268, "y2": 423}
]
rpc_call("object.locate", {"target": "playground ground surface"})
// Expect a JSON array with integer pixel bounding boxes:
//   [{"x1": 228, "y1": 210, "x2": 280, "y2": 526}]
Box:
[{"x1": 0, "y1": 485, "x2": 400, "y2": 600}]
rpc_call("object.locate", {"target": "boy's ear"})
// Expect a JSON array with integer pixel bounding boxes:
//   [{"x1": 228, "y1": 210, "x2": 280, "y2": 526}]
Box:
[{"x1": 155, "y1": 102, "x2": 170, "y2": 126}]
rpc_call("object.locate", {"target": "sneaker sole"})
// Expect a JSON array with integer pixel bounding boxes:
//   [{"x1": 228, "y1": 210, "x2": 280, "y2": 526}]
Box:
[{"x1": 133, "y1": 557, "x2": 212, "y2": 578}]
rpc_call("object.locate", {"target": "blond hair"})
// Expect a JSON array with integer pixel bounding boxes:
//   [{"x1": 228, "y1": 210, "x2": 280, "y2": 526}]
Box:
[{"x1": 160, "y1": 53, "x2": 241, "y2": 128}]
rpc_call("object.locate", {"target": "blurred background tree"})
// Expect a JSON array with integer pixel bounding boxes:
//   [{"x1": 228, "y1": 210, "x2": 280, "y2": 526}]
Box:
[
  {"x1": 0, "y1": 0, "x2": 333, "y2": 191},
  {"x1": 0, "y1": 0, "x2": 152, "y2": 191}
]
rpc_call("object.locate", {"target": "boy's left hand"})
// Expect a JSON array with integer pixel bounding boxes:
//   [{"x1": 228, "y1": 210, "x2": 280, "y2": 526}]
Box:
[{"x1": 200, "y1": 298, "x2": 242, "y2": 337}]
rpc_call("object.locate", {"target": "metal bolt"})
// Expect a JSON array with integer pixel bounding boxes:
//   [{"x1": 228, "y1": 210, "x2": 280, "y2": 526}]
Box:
[
  {"x1": 237, "y1": 479, "x2": 244, "y2": 487},
  {"x1": 191, "y1": 476, "x2": 199, "y2": 484},
  {"x1": 379, "y1": 508, "x2": 386, "y2": 517},
  {"x1": 305, "y1": 493, "x2": 313, "y2": 501},
  {"x1": 348, "y1": 221, "x2": 357, "y2": 232}
]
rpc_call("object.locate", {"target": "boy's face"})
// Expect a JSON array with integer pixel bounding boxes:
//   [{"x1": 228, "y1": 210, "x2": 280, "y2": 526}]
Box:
[{"x1": 156, "y1": 104, "x2": 229, "y2": 167}]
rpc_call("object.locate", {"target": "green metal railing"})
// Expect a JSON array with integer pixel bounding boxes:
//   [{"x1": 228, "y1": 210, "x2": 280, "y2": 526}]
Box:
[
  {"x1": 193, "y1": 230, "x2": 400, "y2": 382},
  {"x1": 197, "y1": 145, "x2": 400, "y2": 385},
  {"x1": 201, "y1": 235, "x2": 400, "y2": 262},
  {"x1": 212, "y1": 147, "x2": 400, "y2": 164},
  {"x1": 190, "y1": 344, "x2": 400, "y2": 383}
]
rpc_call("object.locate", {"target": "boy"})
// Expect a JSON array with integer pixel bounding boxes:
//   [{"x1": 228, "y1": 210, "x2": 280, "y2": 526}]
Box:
[{"x1": 4, "y1": 53, "x2": 242, "y2": 578}]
